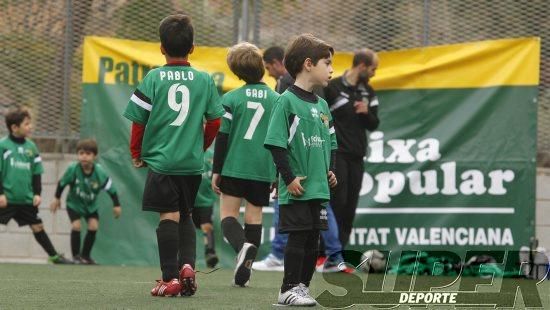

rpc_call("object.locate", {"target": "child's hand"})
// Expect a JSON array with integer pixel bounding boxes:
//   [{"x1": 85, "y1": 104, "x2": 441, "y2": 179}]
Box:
[
  {"x1": 354, "y1": 101, "x2": 369, "y2": 114},
  {"x1": 0, "y1": 195, "x2": 7, "y2": 208},
  {"x1": 33, "y1": 195, "x2": 41, "y2": 207},
  {"x1": 113, "y1": 206, "x2": 122, "y2": 219},
  {"x1": 328, "y1": 171, "x2": 338, "y2": 188},
  {"x1": 287, "y1": 176, "x2": 306, "y2": 196},
  {"x1": 211, "y1": 173, "x2": 221, "y2": 195},
  {"x1": 132, "y1": 158, "x2": 146, "y2": 168},
  {"x1": 271, "y1": 181, "x2": 279, "y2": 199},
  {"x1": 50, "y1": 198, "x2": 61, "y2": 213}
]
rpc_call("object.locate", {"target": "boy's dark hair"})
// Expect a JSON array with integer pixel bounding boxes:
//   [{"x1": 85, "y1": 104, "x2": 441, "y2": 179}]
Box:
[
  {"x1": 5, "y1": 107, "x2": 31, "y2": 133},
  {"x1": 284, "y1": 34, "x2": 334, "y2": 79},
  {"x1": 159, "y1": 14, "x2": 194, "y2": 57},
  {"x1": 352, "y1": 49, "x2": 376, "y2": 67},
  {"x1": 227, "y1": 42, "x2": 265, "y2": 84},
  {"x1": 76, "y1": 139, "x2": 98, "y2": 155},
  {"x1": 262, "y1": 46, "x2": 285, "y2": 64}
]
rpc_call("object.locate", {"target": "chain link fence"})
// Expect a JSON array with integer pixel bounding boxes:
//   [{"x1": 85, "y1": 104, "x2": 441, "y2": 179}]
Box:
[{"x1": 1, "y1": 0, "x2": 549, "y2": 164}]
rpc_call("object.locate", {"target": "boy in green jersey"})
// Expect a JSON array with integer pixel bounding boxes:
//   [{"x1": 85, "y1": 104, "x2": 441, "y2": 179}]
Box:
[
  {"x1": 0, "y1": 108, "x2": 71, "y2": 264},
  {"x1": 264, "y1": 34, "x2": 338, "y2": 306},
  {"x1": 192, "y1": 145, "x2": 218, "y2": 268},
  {"x1": 123, "y1": 14, "x2": 225, "y2": 297},
  {"x1": 211, "y1": 42, "x2": 279, "y2": 287},
  {"x1": 50, "y1": 139, "x2": 121, "y2": 265}
]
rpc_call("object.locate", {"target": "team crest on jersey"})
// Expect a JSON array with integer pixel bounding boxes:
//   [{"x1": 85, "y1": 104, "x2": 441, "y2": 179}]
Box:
[
  {"x1": 25, "y1": 149, "x2": 34, "y2": 157},
  {"x1": 310, "y1": 107, "x2": 319, "y2": 118},
  {"x1": 91, "y1": 181, "x2": 99, "y2": 190},
  {"x1": 320, "y1": 113, "x2": 329, "y2": 128}
]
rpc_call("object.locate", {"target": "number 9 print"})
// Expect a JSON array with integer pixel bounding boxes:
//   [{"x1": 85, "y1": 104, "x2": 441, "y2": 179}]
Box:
[{"x1": 168, "y1": 83, "x2": 190, "y2": 126}]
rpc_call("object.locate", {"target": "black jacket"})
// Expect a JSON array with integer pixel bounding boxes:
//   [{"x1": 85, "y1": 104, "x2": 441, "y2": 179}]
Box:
[{"x1": 324, "y1": 74, "x2": 380, "y2": 159}]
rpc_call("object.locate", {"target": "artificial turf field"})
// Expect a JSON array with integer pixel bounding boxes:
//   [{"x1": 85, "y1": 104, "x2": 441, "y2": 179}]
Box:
[{"x1": 0, "y1": 263, "x2": 548, "y2": 309}]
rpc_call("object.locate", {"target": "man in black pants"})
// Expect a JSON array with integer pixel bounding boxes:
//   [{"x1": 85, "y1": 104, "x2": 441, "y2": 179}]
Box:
[{"x1": 324, "y1": 49, "x2": 380, "y2": 248}]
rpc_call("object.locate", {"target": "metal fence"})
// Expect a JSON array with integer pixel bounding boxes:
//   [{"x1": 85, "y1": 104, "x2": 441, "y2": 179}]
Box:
[{"x1": 1, "y1": 0, "x2": 549, "y2": 164}]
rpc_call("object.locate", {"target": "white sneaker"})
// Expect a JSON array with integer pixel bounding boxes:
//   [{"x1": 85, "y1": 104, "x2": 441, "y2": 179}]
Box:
[
  {"x1": 278, "y1": 286, "x2": 316, "y2": 306},
  {"x1": 298, "y1": 283, "x2": 316, "y2": 304},
  {"x1": 252, "y1": 253, "x2": 284, "y2": 271}
]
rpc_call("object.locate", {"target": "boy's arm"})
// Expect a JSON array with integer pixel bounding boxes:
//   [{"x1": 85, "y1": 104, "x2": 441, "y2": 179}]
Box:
[
  {"x1": 203, "y1": 118, "x2": 221, "y2": 150},
  {"x1": 101, "y1": 177, "x2": 120, "y2": 207},
  {"x1": 54, "y1": 181, "x2": 66, "y2": 199},
  {"x1": 100, "y1": 173, "x2": 121, "y2": 218},
  {"x1": 123, "y1": 72, "x2": 154, "y2": 164},
  {"x1": 266, "y1": 146, "x2": 295, "y2": 186},
  {"x1": 32, "y1": 174, "x2": 41, "y2": 196},
  {"x1": 212, "y1": 101, "x2": 233, "y2": 174},
  {"x1": 212, "y1": 132, "x2": 229, "y2": 175},
  {"x1": 130, "y1": 122, "x2": 145, "y2": 160}
]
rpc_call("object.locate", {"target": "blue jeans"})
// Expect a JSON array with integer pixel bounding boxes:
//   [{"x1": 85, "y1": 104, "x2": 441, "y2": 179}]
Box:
[{"x1": 271, "y1": 200, "x2": 343, "y2": 263}]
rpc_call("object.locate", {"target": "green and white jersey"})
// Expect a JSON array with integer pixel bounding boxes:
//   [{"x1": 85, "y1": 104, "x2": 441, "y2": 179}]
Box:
[
  {"x1": 123, "y1": 64, "x2": 225, "y2": 175},
  {"x1": 59, "y1": 162, "x2": 117, "y2": 215},
  {"x1": 219, "y1": 83, "x2": 278, "y2": 182},
  {"x1": 195, "y1": 146, "x2": 217, "y2": 208},
  {"x1": 0, "y1": 137, "x2": 43, "y2": 205},
  {"x1": 264, "y1": 90, "x2": 337, "y2": 205}
]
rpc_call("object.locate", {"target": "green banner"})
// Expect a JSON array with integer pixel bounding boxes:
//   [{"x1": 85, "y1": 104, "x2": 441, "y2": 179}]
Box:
[{"x1": 81, "y1": 37, "x2": 539, "y2": 266}]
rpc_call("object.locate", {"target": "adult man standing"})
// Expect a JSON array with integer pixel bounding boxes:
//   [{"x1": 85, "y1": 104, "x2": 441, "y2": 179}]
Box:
[{"x1": 324, "y1": 49, "x2": 380, "y2": 248}]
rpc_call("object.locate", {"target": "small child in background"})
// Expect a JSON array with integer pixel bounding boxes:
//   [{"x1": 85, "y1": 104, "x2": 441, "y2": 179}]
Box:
[
  {"x1": 0, "y1": 107, "x2": 71, "y2": 264},
  {"x1": 50, "y1": 139, "x2": 121, "y2": 264},
  {"x1": 192, "y1": 145, "x2": 219, "y2": 268}
]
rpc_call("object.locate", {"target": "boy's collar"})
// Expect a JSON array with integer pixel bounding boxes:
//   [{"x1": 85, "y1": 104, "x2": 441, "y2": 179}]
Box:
[
  {"x1": 165, "y1": 60, "x2": 191, "y2": 67},
  {"x1": 8, "y1": 134, "x2": 26, "y2": 144},
  {"x1": 79, "y1": 162, "x2": 95, "y2": 176}
]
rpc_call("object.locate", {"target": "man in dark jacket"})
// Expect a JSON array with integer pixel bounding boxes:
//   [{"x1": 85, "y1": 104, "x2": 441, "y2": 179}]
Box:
[{"x1": 324, "y1": 49, "x2": 380, "y2": 248}]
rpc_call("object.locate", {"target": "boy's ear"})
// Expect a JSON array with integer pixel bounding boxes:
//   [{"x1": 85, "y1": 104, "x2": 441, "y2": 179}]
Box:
[
  {"x1": 189, "y1": 44, "x2": 195, "y2": 55},
  {"x1": 160, "y1": 45, "x2": 166, "y2": 55},
  {"x1": 304, "y1": 57, "x2": 313, "y2": 72},
  {"x1": 9, "y1": 124, "x2": 18, "y2": 133}
]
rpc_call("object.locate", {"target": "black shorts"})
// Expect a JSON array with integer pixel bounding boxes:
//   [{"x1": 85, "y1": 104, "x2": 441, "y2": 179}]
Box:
[
  {"x1": 67, "y1": 208, "x2": 99, "y2": 222},
  {"x1": 142, "y1": 170, "x2": 201, "y2": 214},
  {"x1": 219, "y1": 176, "x2": 271, "y2": 206},
  {"x1": 0, "y1": 204, "x2": 43, "y2": 226},
  {"x1": 192, "y1": 207, "x2": 213, "y2": 228},
  {"x1": 279, "y1": 200, "x2": 329, "y2": 233}
]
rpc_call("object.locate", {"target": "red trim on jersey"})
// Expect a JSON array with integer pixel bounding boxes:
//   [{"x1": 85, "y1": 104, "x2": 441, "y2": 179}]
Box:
[
  {"x1": 165, "y1": 60, "x2": 191, "y2": 66},
  {"x1": 204, "y1": 118, "x2": 221, "y2": 150},
  {"x1": 130, "y1": 122, "x2": 145, "y2": 159}
]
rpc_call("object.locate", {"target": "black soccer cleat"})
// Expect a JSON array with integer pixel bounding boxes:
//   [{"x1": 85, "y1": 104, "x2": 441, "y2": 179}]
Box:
[{"x1": 233, "y1": 242, "x2": 257, "y2": 287}]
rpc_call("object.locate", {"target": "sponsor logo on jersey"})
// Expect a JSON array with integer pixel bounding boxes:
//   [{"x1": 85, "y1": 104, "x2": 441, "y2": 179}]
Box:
[{"x1": 310, "y1": 107, "x2": 319, "y2": 118}]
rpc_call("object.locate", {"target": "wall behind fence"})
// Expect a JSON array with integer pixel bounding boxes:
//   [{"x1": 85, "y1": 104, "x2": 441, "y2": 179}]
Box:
[{"x1": 0, "y1": 0, "x2": 549, "y2": 160}]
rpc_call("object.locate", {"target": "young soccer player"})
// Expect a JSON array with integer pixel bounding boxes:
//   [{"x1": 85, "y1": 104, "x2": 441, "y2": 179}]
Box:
[
  {"x1": 192, "y1": 145, "x2": 218, "y2": 268},
  {"x1": 0, "y1": 107, "x2": 71, "y2": 264},
  {"x1": 211, "y1": 42, "x2": 279, "y2": 287},
  {"x1": 50, "y1": 139, "x2": 121, "y2": 265},
  {"x1": 123, "y1": 14, "x2": 224, "y2": 297},
  {"x1": 264, "y1": 34, "x2": 337, "y2": 306}
]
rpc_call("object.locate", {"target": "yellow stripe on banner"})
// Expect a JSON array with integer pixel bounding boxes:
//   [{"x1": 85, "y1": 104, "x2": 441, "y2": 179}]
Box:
[
  {"x1": 372, "y1": 37, "x2": 540, "y2": 89},
  {"x1": 83, "y1": 36, "x2": 540, "y2": 90}
]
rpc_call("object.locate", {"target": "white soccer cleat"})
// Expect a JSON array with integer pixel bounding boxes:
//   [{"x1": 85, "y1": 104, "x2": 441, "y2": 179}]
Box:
[
  {"x1": 252, "y1": 253, "x2": 284, "y2": 271},
  {"x1": 278, "y1": 286, "x2": 317, "y2": 306}
]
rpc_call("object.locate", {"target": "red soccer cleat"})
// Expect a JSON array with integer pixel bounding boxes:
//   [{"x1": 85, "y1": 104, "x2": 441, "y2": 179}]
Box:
[
  {"x1": 150, "y1": 279, "x2": 181, "y2": 297},
  {"x1": 179, "y1": 264, "x2": 197, "y2": 296}
]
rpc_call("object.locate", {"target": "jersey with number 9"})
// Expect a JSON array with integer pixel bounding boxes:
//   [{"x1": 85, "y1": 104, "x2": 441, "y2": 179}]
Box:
[
  {"x1": 219, "y1": 83, "x2": 279, "y2": 182},
  {"x1": 123, "y1": 64, "x2": 225, "y2": 175}
]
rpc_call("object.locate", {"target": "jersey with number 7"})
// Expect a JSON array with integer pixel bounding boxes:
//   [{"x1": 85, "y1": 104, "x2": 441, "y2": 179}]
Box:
[
  {"x1": 219, "y1": 83, "x2": 279, "y2": 182},
  {"x1": 123, "y1": 64, "x2": 225, "y2": 175}
]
